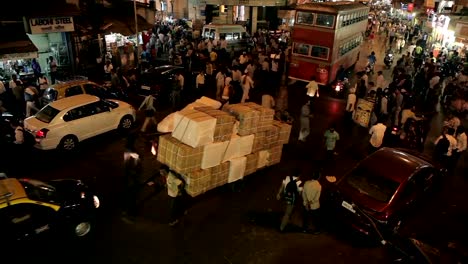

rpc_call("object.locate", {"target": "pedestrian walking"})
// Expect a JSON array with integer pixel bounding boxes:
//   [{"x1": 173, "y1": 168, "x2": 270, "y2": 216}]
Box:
[
  {"x1": 345, "y1": 87, "x2": 356, "y2": 123},
  {"x1": 195, "y1": 70, "x2": 205, "y2": 98},
  {"x1": 122, "y1": 135, "x2": 143, "y2": 223},
  {"x1": 159, "y1": 165, "x2": 186, "y2": 226},
  {"x1": 305, "y1": 76, "x2": 319, "y2": 98},
  {"x1": 48, "y1": 56, "x2": 58, "y2": 84},
  {"x1": 369, "y1": 119, "x2": 387, "y2": 153},
  {"x1": 240, "y1": 72, "x2": 254, "y2": 103},
  {"x1": 299, "y1": 101, "x2": 312, "y2": 142},
  {"x1": 323, "y1": 125, "x2": 340, "y2": 161},
  {"x1": 215, "y1": 70, "x2": 226, "y2": 100},
  {"x1": 434, "y1": 127, "x2": 458, "y2": 171},
  {"x1": 171, "y1": 73, "x2": 183, "y2": 110},
  {"x1": 302, "y1": 170, "x2": 322, "y2": 234},
  {"x1": 276, "y1": 169, "x2": 303, "y2": 232},
  {"x1": 139, "y1": 94, "x2": 157, "y2": 133},
  {"x1": 104, "y1": 60, "x2": 113, "y2": 81}
]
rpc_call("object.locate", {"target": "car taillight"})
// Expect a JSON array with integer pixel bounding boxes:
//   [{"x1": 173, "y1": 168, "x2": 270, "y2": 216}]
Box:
[{"x1": 36, "y1": 128, "x2": 49, "y2": 138}]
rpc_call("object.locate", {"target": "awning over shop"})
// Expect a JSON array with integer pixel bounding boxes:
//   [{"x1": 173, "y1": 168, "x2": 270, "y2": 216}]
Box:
[
  {"x1": 0, "y1": 23, "x2": 38, "y2": 60},
  {"x1": 101, "y1": 14, "x2": 153, "y2": 36}
]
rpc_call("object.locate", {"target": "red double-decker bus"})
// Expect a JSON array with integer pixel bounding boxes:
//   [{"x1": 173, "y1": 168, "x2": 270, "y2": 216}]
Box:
[{"x1": 289, "y1": 2, "x2": 370, "y2": 85}]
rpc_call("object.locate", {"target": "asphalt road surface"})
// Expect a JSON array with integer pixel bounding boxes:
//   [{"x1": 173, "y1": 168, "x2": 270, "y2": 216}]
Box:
[{"x1": 3, "y1": 34, "x2": 468, "y2": 263}]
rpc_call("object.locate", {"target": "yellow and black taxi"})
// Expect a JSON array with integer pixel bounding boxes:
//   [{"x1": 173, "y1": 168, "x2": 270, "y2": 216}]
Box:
[
  {"x1": 0, "y1": 174, "x2": 100, "y2": 244},
  {"x1": 40, "y1": 79, "x2": 127, "y2": 107}
]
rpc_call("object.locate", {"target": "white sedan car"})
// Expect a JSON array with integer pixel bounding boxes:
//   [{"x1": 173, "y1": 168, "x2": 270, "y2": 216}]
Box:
[{"x1": 24, "y1": 94, "x2": 136, "y2": 151}]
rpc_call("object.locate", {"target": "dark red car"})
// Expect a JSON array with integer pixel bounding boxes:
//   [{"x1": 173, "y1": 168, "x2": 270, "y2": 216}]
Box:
[{"x1": 323, "y1": 148, "x2": 443, "y2": 240}]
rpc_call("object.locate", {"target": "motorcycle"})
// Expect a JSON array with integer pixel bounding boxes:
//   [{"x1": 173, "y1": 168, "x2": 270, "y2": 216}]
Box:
[
  {"x1": 331, "y1": 78, "x2": 348, "y2": 98},
  {"x1": 365, "y1": 62, "x2": 375, "y2": 75},
  {"x1": 385, "y1": 117, "x2": 428, "y2": 152},
  {"x1": 384, "y1": 53, "x2": 394, "y2": 69}
]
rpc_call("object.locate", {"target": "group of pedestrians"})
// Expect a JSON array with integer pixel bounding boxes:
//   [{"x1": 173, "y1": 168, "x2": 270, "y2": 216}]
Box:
[
  {"x1": 121, "y1": 134, "x2": 188, "y2": 226},
  {"x1": 277, "y1": 169, "x2": 322, "y2": 234}
]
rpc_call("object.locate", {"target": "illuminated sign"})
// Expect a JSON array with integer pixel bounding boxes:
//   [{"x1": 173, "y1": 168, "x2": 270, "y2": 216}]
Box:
[{"x1": 29, "y1": 17, "x2": 75, "y2": 34}]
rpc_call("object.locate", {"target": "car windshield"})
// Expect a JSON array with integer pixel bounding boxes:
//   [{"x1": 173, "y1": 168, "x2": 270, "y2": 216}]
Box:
[
  {"x1": 345, "y1": 166, "x2": 400, "y2": 203},
  {"x1": 19, "y1": 179, "x2": 59, "y2": 204},
  {"x1": 103, "y1": 99, "x2": 118, "y2": 109},
  {"x1": 35, "y1": 105, "x2": 60, "y2": 123}
]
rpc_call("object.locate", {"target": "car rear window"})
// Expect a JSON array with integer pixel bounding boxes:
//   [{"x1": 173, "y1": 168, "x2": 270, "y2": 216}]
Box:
[
  {"x1": 35, "y1": 105, "x2": 60, "y2": 123},
  {"x1": 345, "y1": 166, "x2": 400, "y2": 203}
]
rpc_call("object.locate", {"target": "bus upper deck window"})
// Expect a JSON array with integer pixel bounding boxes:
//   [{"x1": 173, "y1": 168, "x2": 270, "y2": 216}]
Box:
[
  {"x1": 297, "y1": 11, "x2": 314, "y2": 25},
  {"x1": 226, "y1": 33, "x2": 233, "y2": 40},
  {"x1": 293, "y1": 43, "x2": 310, "y2": 56}
]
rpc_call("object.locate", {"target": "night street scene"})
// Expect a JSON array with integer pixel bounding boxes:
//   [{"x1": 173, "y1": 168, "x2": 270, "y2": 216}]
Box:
[{"x1": 1, "y1": 0, "x2": 468, "y2": 263}]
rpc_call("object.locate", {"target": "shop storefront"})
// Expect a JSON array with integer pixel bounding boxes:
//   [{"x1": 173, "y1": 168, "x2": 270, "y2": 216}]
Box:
[
  {"x1": 101, "y1": 13, "x2": 153, "y2": 69},
  {"x1": 26, "y1": 16, "x2": 76, "y2": 78},
  {"x1": 0, "y1": 23, "x2": 39, "y2": 85},
  {"x1": 104, "y1": 33, "x2": 139, "y2": 68}
]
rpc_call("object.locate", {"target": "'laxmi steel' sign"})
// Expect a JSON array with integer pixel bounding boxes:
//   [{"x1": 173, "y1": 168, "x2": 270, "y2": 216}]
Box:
[{"x1": 29, "y1": 17, "x2": 75, "y2": 34}]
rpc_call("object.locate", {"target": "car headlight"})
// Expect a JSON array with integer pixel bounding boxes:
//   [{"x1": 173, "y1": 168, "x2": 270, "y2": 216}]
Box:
[{"x1": 93, "y1": 195, "x2": 100, "y2": 209}]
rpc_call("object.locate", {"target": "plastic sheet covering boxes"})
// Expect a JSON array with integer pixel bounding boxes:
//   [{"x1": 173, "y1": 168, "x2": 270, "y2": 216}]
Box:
[{"x1": 157, "y1": 102, "x2": 291, "y2": 197}]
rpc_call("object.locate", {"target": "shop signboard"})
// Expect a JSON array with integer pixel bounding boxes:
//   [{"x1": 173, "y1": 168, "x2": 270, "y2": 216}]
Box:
[
  {"x1": 29, "y1": 17, "x2": 75, "y2": 34},
  {"x1": 0, "y1": 51, "x2": 37, "y2": 60}
]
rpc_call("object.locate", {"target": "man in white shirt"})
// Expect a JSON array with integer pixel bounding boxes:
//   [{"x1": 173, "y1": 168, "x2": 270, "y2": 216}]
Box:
[
  {"x1": 369, "y1": 121, "x2": 387, "y2": 152},
  {"x1": 429, "y1": 74, "x2": 440, "y2": 89},
  {"x1": 160, "y1": 165, "x2": 185, "y2": 226},
  {"x1": 401, "y1": 106, "x2": 422, "y2": 127},
  {"x1": 376, "y1": 71, "x2": 386, "y2": 89},
  {"x1": 176, "y1": 72, "x2": 184, "y2": 90},
  {"x1": 407, "y1": 43, "x2": 416, "y2": 55},
  {"x1": 215, "y1": 70, "x2": 225, "y2": 100},
  {"x1": 306, "y1": 76, "x2": 319, "y2": 98},
  {"x1": 346, "y1": 88, "x2": 356, "y2": 113},
  {"x1": 302, "y1": 171, "x2": 322, "y2": 234},
  {"x1": 239, "y1": 52, "x2": 248, "y2": 66},
  {"x1": 434, "y1": 127, "x2": 458, "y2": 157},
  {"x1": 361, "y1": 72, "x2": 369, "y2": 88}
]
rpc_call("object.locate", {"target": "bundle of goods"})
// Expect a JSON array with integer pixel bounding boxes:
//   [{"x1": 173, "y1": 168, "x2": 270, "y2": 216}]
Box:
[
  {"x1": 195, "y1": 106, "x2": 236, "y2": 142},
  {"x1": 222, "y1": 104, "x2": 260, "y2": 136},
  {"x1": 157, "y1": 101, "x2": 292, "y2": 197},
  {"x1": 240, "y1": 102, "x2": 275, "y2": 132}
]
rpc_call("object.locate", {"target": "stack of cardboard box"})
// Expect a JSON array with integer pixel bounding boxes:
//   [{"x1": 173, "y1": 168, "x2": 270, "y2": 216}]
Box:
[{"x1": 157, "y1": 102, "x2": 291, "y2": 197}]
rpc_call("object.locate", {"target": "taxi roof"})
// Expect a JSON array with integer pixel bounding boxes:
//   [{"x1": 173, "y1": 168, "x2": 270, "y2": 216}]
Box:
[
  {"x1": 0, "y1": 178, "x2": 27, "y2": 204},
  {"x1": 49, "y1": 80, "x2": 92, "y2": 89},
  {"x1": 48, "y1": 94, "x2": 100, "y2": 111}
]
